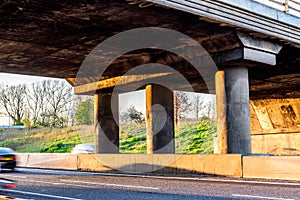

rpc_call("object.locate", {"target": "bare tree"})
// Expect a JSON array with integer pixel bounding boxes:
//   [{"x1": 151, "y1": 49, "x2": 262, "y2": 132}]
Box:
[
  {"x1": 174, "y1": 91, "x2": 191, "y2": 125},
  {"x1": 44, "y1": 80, "x2": 73, "y2": 127},
  {"x1": 192, "y1": 94, "x2": 205, "y2": 120},
  {"x1": 26, "y1": 81, "x2": 49, "y2": 125},
  {"x1": 0, "y1": 80, "x2": 74, "y2": 127},
  {"x1": 206, "y1": 97, "x2": 216, "y2": 119},
  {"x1": 0, "y1": 84, "x2": 27, "y2": 124}
]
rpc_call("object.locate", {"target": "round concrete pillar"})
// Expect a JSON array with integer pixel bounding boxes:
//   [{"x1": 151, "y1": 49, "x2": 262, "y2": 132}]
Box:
[
  {"x1": 224, "y1": 67, "x2": 251, "y2": 154},
  {"x1": 215, "y1": 70, "x2": 228, "y2": 154}
]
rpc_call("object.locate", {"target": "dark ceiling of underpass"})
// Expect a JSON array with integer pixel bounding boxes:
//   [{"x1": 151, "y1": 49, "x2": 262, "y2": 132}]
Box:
[{"x1": 0, "y1": 0, "x2": 299, "y2": 98}]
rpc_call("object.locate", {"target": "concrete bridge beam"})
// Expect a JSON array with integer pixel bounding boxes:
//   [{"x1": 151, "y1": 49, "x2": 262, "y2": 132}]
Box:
[
  {"x1": 146, "y1": 84, "x2": 175, "y2": 154},
  {"x1": 94, "y1": 92, "x2": 119, "y2": 153},
  {"x1": 216, "y1": 67, "x2": 251, "y2": 154}
]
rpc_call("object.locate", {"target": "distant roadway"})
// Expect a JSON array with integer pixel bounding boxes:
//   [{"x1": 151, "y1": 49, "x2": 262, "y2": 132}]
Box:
[{"x1": 0, "y1": 168, "x2": 299, "y2": 200}]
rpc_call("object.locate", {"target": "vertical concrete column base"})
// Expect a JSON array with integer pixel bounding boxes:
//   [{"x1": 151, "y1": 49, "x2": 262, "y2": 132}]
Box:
[
  {"x1": 146, "y1": 84, "x2": 175, "y2": 154},
  {"x1": 94, "y1": 92, "x2": 119, "y2": 154}
]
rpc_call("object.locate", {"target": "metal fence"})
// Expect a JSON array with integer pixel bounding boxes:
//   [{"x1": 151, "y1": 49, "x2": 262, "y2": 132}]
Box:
[
  {"x1": 254, "y1": 0, "x2": 300, "y2": 17},
  {"x1": 0, "y1": 125, "x2": 24, "y2": 129}
]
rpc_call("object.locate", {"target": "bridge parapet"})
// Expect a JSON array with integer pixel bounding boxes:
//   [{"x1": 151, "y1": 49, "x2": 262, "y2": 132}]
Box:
[
  {"x1": 255, "y1": 0, "x2": 300, "y2": 17},
  {"x1": 148, "y1": 0, "x2": 300, "y2": 46}
]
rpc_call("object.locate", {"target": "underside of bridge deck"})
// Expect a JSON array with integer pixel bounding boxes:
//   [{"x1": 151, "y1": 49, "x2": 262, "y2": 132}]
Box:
[
  {"x1": 1, "y1": 0, "x2": 300, "y2": 154},
  {"x1": 0, "y1": 0, "x2": 299, "y2": 99}
]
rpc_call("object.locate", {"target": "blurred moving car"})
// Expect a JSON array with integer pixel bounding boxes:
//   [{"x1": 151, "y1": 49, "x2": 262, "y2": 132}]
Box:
[
  {"x1": 71, "y1": 143, "x2": 94, "y2": 154},
  {"x1": 0, "y1": 178, "x2": 16, "y2": 189},
  {"x1": 0, "y1": 148, "x2": 17, "y2": 171}
]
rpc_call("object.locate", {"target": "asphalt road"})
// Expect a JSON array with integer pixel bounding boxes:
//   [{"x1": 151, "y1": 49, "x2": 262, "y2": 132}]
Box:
[{"x1": 0, "y1": 168, "x2": 299, "y2": 200}]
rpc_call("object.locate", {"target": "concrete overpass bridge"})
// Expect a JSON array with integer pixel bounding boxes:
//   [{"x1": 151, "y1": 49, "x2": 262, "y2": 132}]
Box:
[{"x1": 0, "y1": 0, "x2": 300, "y2": 155}]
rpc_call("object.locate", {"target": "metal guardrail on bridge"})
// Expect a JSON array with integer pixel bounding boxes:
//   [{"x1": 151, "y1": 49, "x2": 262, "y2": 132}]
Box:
[{"x1": 255, "y1": 0, "x2": 300, "y2": 17}]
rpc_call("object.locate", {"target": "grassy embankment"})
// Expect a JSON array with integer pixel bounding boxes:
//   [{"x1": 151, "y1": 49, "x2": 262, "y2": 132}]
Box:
[
  {"x1": 0, "y1": 120, "x2": 216, "y2": 153},
  {"x1": 0, "y1": 126, "x2": 94, "y2": 153}
]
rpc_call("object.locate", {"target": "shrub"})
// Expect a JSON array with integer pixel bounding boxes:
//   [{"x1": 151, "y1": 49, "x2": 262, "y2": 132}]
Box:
[
  {"x1": 40, "y1": 141, "x2": 75, "y2": 153},
  {"x1": 23, "y1": 118, "x2": 31, "y2": 129}
]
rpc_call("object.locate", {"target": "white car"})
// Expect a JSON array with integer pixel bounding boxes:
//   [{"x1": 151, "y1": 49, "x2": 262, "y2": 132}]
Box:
[{"x1": 71, "y1": 144, "x2": 94, "y2": 154}]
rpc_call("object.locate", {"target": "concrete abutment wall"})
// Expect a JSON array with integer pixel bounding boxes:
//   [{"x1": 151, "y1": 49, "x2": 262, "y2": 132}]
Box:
[
  {"x1": 16, "y1": 153, "x2": 300, "y2": 181},
  {"x1": 250, "y1": 98, "x2": 300, "y2": 155}
]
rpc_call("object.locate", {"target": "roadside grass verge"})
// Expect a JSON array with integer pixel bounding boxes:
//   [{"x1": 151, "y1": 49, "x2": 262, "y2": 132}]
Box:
[
  {"x1": 0, "y1": 120, "x2": 216, "y2": 153},
  {"x1": 0, "y1": 126, "x2": 93, "y2": 153}
]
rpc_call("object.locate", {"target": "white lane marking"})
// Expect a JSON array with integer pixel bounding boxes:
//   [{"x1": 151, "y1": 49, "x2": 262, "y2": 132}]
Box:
[
  {"x1": 15, "y1": 168, "x2": 300, "y2": 188},
  {"x1": 18, "y1": 179, "x2": 159, "y2": 190},
  {"x1": 61, "y1": 179, "x2": 160, "y2": 190},
  {"x1": 146, "y1": 175, "x2": 300, "y2": 187},
  {"x1": 0, "y1": 175, "x2": 27, "y2": 179},
  {"x1": 18, "y1": 179, "x2": 93, "y2": 188},
  {"x1": 17, "y1": 168, "x2": 300, "y2": 187},
  {"x1": 2, "y1": 189, "x2": 83, "y2": 200},
  {"x1": 197, "y1": 178, "x2": 300, "y2": 187},
  {"x1": 232, "y1": 194, "x2": 295, "y2": 200}
]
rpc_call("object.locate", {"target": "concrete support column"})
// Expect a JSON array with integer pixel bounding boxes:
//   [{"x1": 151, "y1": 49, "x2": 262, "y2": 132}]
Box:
[
  {"x1": 94, "y1": 92, "x2": 119, "y2": 153},
  {"x1": 225, "y1": 66, "x2": 251, "y2": 154},
  {"x1": 215, "y1": 70, "x2": 227, "y2": 154},
  {"x1": 215, "y1": 67, "x2": 251, "y2": 154},
  {"x1": 146, "y1": 84, "x2": 175, "y2": 154}
]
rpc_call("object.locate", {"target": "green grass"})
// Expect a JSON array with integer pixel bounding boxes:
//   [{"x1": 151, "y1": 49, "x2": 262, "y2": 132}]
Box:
[
  {"x1": 119, "y1": 120, "x2": 216, "y2": 154},
  {"x1": 120, "y1": 123, "x2": 147, "y2": 153},
  {"x1": 0, "y1": 120, "x2": 216, "y2": 154},
  {"x1": 175, "y1": 120, "x2": 216, "y2": 154},
  {"x1": 0, "y1": 126, "x2": 93, "y2": 153}
]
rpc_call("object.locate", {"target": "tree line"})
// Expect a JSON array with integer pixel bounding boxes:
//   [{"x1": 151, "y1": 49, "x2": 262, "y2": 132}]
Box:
[
  {"x1": 120, "y1": 91, "x2": 216, "y2": 125},
  {"x1": 0, "y1": 80, "x2": 76, "y2": 127},
  {"x1": 0, "y1": 80, "x2": 215, "y2": 127},
  {"x1": 174, "y1": 91, "x2": 216, "y2": 124}
]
